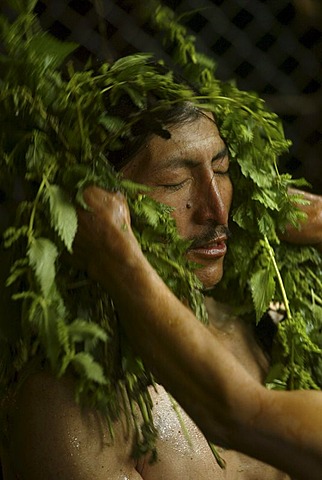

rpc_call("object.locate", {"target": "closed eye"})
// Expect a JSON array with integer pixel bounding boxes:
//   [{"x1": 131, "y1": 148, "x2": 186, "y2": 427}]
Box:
[
  {"x1": 213, "y1": 168, "x2": 230, "y2": 176},
  {"x1": 212, "y1": 150, "x2": 230, "y2": 176},
  {"x1": 160, "y1": 180, "x2": 188, "y2": 191}
]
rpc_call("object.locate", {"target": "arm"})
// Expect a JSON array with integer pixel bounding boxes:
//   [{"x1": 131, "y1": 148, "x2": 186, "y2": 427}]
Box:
[
  {"x1": 279, "y1": 188, "x2": 322, "y2": 252},
  {"x1": 75, "y1": 186, "x2": 322, "y2": 480}
]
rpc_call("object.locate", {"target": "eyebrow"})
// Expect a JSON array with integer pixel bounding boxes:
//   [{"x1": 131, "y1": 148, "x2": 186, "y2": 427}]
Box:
[{"x1": 159, "y1": 146, "x2": 229, "y2": 171}]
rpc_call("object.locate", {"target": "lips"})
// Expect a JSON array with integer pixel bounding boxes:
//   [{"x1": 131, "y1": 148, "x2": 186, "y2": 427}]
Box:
[{"x1": 188, "y1": 236, "x2": 227, "y2": 259}]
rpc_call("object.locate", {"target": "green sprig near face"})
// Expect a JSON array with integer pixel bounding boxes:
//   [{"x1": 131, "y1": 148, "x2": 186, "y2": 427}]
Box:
[{"x1": 0, "y1": 2, "x2": 321, "y2": 462}]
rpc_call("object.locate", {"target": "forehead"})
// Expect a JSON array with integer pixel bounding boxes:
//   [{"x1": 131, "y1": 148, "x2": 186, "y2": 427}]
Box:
[{"x1": 122, "y1": 113, "x2": 225, "y2": 179}]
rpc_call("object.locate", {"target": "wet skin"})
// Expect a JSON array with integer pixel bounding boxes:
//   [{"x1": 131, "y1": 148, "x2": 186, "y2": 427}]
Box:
[
  {"x1": 120, "y1": 115, "x2": 290, "y2": 478},
  {"x1": 1, "y1": 113, "x2": 293, "y2": 480},
  {"x1": 122, "y1": 112, "x2": 233, "y2": 289}
]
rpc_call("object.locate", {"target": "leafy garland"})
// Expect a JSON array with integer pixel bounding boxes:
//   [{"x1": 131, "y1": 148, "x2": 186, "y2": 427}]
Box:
[
  {"x1": 0, "y1": 0, "x2": 208, "y2": 459},
  {"x1": 151, "y1": 3, "x2": 322, "y2": 390},
  {"x1": 0, "y1": 0, "x2": 321, "y2": 461}
]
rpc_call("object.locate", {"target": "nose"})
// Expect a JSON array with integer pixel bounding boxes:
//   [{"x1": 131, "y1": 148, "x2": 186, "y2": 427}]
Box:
[{"x1": 193, "y1": 174, "x2": 230, "y2": 226}]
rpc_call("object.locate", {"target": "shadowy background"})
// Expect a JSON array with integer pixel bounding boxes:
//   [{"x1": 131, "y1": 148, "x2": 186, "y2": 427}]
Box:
[
  {"x1": 0, "y1": 3, "x2": 320, "y2": 479},
  {"x1": 1, "y1": 0, "x2": 322, "y2": 192}
]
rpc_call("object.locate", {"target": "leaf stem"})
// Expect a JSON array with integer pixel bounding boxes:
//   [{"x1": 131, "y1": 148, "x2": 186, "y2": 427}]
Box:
[
  {"x1": 28, "y1": 165, "x2": 55, "y2": 242},
  {"x1": 289, "y1": 338, "x2": 295, "y2": 390},
  {"x1": 76, "y1": 99, "x2": 85, "y2": 148},
  {"x1": 307, "y1": 268, "x2": 322, "y2": 291},
  {"x1": 311, "y1": 289, "x2": 322, "y2": 307},
  {"x1": 208, "y1": 442, "x2": 226, "y2": 469},
  {"x1": 28, "y1": 177, "x2": 47, "y2": 242},
  {"x1": 168, "y1": 393, "x2": 192, "y2": 448},
  {"x1": 264, "y1": 235, "x2": 292, "y2": 320}
]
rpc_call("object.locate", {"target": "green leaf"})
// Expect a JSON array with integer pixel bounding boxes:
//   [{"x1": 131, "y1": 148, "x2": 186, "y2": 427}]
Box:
[
  {"x1": 68, "y1": 319, "x2": 108, "y2": 346},
  {"x1": 46, "y1": 184, "x2": 78, "y2": 252},
  {"x1": 98, "y1": 114, "x2": 127, "y2": 133},
  {"x1": 1, "y1": 0, "x2": 322, "y2": 446},
  {"x1": 6, "y1": 0, "x2": 38, "y2": 14},
  {"x1": 238, "y1": 152, "x2": 273, "y2": 188},
  {"x1": 121, "y1": 178, "x2": 150, "y2": 194},
  {"x1": 250, "y1": 267, "x2": 276, "y2": 322},
  {"x1": 43, "y1": 301, "x2": 62, "y2": 368},
  {"x1": 3, "y1": 225, "x2": 29, "y2": 248},
  {"x1": 6, "y1": 257, "x2": 29, "y2": 286},
  {"x1": 71, "y1": 352, "x2": 107, "y2": 384},
  {"x1": 25, "y1": 130, "x2": 48, "y2": 173},
  {"x1": 257, "y1": 212, "x2": 277, "y2": 239},
  {"x1": 27, "y1": 237, "x2": 58, "y2": 297},
  {"x1": 138, "y1": 200, "x2": 161, "y2": 227},
  {"x1": 252, "y1": 188, "x2": 279, "y2": 211},
  {"x1": 27, "y1": 34, "x2": 78, "y2": 69},
  {"x1": 110, "y1": 53, "x2": 152, "y2": 77}
]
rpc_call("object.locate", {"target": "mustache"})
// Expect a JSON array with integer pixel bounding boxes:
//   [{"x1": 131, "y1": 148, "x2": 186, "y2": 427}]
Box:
[{"x1": 187, "y1": 225, "x2": 232, "y2": 250}]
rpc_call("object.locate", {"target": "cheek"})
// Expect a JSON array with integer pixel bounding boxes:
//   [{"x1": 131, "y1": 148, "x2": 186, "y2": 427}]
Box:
[
  {"x1": 170, "y1": 207, "x2": 192, "y2": 239},
  {"x1": 223, "y1": 178, "x2": 233, "y2": 210},
  {"x1": 228, "y1": 185, "x2": 233, "y2": 209},
  {"x1": 142, "y1": 190, "x2": 190, "y2": 236},
  {"x1": 149, "y1": 189, "x2": 192, "y2": 215}
]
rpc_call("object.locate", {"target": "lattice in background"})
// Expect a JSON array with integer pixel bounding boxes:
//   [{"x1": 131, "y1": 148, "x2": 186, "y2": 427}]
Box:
[{"x1": 3, "y1": 0, "x2": 321, "y2": 191}]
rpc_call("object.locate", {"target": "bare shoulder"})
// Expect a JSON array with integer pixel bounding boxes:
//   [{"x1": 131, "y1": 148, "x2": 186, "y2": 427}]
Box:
[
  {"x1": 2, "y1": 370, "x2": 143, "y2": 480},
  {"x1": 137, "y1": 384, "x2": 222, "y2": 479},
  {"x1": 138, "y1": 385, "x2": 290, "y2": 480}
]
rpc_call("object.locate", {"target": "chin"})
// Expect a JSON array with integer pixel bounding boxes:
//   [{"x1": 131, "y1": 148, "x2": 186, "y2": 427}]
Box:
[
  {"x1": 188, "y1": 252, "x2": 225, "y2": 291},
  {"x1": 195, "y1": 263, "x2": 224, "y2": 290}
]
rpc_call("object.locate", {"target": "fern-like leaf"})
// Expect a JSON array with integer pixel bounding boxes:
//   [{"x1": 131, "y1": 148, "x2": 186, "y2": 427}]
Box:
[
  {"x1": 250, "y1": 267, "x2": 276, "y2": 323},
  {"x1": 27, "y1": 237, "x2": 58, "y2": 297},
  {"x1": 46, "y1": 184, "x2": 78, "y2": 252},
  {"x1": 71, "y1": 352, "x2": 107, "y2": 384}
]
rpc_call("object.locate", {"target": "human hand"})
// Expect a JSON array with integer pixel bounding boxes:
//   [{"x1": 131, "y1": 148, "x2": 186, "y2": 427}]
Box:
[
  {"x1": 279, "y1": 188, "x2": 322, "y2": 253},
  {"x1": 72, "y1": 186, "x2": 141, "y2": 290}
]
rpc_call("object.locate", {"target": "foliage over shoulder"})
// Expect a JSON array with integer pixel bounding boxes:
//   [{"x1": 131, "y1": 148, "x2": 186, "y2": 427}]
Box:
[{"x1": 0, "y1": 0, "x2": 321, "y2": 461}]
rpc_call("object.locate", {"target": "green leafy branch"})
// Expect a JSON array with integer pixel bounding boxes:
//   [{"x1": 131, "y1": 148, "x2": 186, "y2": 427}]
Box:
[{"x1": 1, "y1": 0, "x2": 322, "y2": 464}]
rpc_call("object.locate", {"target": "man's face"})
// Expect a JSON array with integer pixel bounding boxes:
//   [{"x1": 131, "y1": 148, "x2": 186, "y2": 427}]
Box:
[{"x1": 122, "y1": 112, "x2": 233, "y2": 289}]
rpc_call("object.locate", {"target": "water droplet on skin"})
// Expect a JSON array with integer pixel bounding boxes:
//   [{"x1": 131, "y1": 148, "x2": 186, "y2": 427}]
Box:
[{"x1": 71, "y1": 436, "x2": 81, "y2": 449}]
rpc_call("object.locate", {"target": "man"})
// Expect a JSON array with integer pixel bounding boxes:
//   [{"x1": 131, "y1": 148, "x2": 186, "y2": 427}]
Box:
[
  {"x1": 73, "y1": 110, "x2": 322, "y2": 480},
  {"x1": 2, "y1": 101, "x2": 322, "y2": 480}
]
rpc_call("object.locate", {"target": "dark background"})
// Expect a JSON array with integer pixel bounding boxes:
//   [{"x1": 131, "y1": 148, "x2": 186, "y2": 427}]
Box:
[
  {"x1": 0, "y1": 3, "x2": 320, "y2": 477},
  {"x1": 2, "y1": 0, "x2": 322, "y2": 192}
]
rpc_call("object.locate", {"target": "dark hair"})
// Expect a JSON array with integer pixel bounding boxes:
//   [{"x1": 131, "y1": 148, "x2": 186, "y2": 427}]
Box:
[
  {"x1": 107, "y1": 100, "x2": 205, "y2": 171},
  {"x1": 104, "y1": 60, "x2": 208, "y2": 170}
]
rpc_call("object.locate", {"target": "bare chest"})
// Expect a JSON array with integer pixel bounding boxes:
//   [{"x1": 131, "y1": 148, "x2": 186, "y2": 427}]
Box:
[
  {"x1": 138, "y1": 385, "x2": 290, "y2": 480},
  {"x1": 139, "y1": 299, "x2": 290, "y2": 480},
  {"x1": 206, "y1": 298, "x2": 270, "y2": 383}
]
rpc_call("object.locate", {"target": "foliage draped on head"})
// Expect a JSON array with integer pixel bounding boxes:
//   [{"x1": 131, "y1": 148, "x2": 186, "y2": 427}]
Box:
[
  {"x1": 0, "y1": 0, "x2": 321, "y2": 460},
  {"x1": 150, "y1": 2, "x2": 322, "y2": 391}
]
